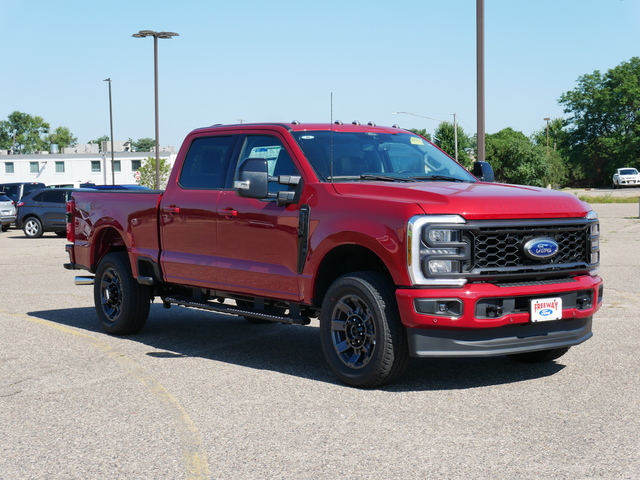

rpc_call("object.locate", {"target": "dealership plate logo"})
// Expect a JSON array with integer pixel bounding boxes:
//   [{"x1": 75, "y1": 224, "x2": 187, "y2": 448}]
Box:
[{"x1": 523, "y1": 237, "x2": 559, "y2": 260}]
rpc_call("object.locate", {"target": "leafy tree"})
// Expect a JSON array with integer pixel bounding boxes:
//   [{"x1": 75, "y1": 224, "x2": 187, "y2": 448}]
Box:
[
  {"x1": 138, "y1": 156, "x2": 172, "y2": 189},
  {"x1": 433, "y1": 121, "x2": 472, "y2": 168},
  {"x1": 408, "y1": 128, "x2": 432, "y2": 141},
  {"x1": 559, "y1": 57, "x2": 640, "y2": 186},
  {"x1": 88, "y1": 135, "x2": 110, "y2": 152},
  {"x1": 0, "y1": 111, "x2": 50, "y2": 153},
  {"x1": 133, "y1": 137, "x2": 156, "y2": 152},
  {"x1": 46, "y1": 126, "x2": 78, "y2": 150},
  {"x1": 485, "y1": 128, "x2": 553, "y2": 187}
]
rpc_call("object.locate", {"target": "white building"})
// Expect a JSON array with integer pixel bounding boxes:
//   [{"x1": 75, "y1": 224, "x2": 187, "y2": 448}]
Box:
[{"x1": 0, "y1": 144, "x2": 177, "y2": 187}]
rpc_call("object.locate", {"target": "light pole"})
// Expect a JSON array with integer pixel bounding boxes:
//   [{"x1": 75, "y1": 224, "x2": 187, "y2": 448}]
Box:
[
  {"x1": 477, "y1": 0, "x2": 485, "y2": 163},
  {"x1": 132, "y1": 30, "x2": 179, "y2": 189},
  {"x1": 544, "y1": 117, "x2": 551, "y2": 156},
  {"x1": 103, "y1": 78, "x2": 116, "y2": 185}
]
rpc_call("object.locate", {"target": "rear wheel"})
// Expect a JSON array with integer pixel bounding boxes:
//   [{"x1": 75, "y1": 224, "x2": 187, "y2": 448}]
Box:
[
  {"x1": 320, "y1": 272, "x2": 409, "y2": 388},
  {"x1": 23, "y1": 217, "x2": 43, "y2": 238},
  {"x1": 1, "y1": 224, "x2": 9, "y2": 232},
  {"x1": 94, "y1": 252, "x2": 151, "y2": 335},
  {"x1": 508, "y1": 347, "x2": 570, "y2": 363}
]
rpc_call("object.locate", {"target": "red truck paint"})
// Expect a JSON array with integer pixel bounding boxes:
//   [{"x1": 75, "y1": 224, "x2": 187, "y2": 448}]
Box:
[{"x1": 65, "y1": 123, "x2": 602, "y2": 387}]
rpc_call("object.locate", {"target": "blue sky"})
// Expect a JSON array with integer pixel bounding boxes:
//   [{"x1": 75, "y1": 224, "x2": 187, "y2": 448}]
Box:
[{"x1": 2, "y1": 0, "x2": 639, "y2": 149}]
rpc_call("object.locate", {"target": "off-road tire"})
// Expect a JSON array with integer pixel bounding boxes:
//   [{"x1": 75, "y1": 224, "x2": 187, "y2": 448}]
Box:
[
  {"x1": 320, "y1": 272, "x2": 409, "y2": 388},
  {"x1": 94, "y1": 252, "x2": 151, "y2": 335}
]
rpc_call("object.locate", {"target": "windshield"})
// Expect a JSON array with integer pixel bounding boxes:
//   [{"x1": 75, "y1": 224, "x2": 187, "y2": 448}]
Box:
[
  {"x1": 290, "y1": 131, "x2": 476, "y2": 183},
  {"x1": 620, "y1": 168, "x2": 639, "y2": 176}
]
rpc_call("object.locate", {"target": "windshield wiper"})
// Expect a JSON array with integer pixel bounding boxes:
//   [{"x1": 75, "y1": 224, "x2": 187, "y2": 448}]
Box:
[
  {"x1": 408, "y1": 175, "x2": 471, "y2": 183},
  {"x1": 359, "y1": 174, "x2": 417, "y2": 182}
]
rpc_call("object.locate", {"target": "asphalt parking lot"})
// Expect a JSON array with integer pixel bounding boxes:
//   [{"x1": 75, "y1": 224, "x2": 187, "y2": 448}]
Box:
[{"x1": 1, "y1": 202, "x2": 639, "y2": 480}]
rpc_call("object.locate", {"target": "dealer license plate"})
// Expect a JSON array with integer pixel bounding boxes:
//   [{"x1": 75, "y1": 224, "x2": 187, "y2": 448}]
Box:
[{"x1": 530, "y1": 297, "x2": 563, "y2": 322}]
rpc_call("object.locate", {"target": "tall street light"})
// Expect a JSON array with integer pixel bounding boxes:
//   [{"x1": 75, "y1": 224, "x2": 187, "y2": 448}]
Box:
[
  {"x1": 544, "y1": 117, "x2": 551, "y2": 156},
  {"x1": 103, "y1": 78, "x2": 116, "y2": 185},
  {"x1": 132, "y1": 30, "x2": 179, "y2": 189},
  {"x1": 477, "y1": 0, "x2": 485, "y2": 163}
]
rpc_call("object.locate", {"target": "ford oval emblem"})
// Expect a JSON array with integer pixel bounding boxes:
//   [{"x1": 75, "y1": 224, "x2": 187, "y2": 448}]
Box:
[{"x1": 523, "y1": 237, "x2": 559, "y2": 260}]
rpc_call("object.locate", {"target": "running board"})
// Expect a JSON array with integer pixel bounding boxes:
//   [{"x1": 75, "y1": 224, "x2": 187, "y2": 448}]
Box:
[{"x1": 163, "y1": 295, "x2": 311, "y2": 325}]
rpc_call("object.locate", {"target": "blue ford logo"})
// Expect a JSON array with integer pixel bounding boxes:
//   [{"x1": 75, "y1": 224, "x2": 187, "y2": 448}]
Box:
[
  {"x1": 523, "y1": 237, "x2": 559, "y2": 260},
  {"x1": 539, "y1": 308, "x2": 554, "y2": 316}
]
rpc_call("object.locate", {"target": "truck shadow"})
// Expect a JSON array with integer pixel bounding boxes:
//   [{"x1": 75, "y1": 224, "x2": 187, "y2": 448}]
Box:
[{"x1": 29, "y1": 303, "x2": 565, "y2": 392}]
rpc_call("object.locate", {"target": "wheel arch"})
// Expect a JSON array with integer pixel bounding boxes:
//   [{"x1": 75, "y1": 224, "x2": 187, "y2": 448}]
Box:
[
  {"x1": 311, "y1": 243, "x2": 393, "y2": 308},
  {"x1": 89, "y1": 226, "x2": 128, "y2": 273}
]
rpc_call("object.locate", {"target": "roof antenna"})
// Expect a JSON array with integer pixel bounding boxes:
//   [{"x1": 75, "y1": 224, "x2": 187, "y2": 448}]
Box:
[{"x1": 330, "y1": 92, "x2": 334, "y2": 182}]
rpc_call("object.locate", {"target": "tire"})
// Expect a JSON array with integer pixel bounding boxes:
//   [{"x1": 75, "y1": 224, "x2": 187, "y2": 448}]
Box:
[
  {"x1": 508, "y1": 347, "x2": 570, "y2": 363},
  {"x1": 320, "y1": 272, "x2": 409, "y2": 388},
  {"x1": 23, "y1": 217, "x2": 43, "y2": 238},
  {"x1": 1, "y1": 224, "x2": 9, "y2": 232},
  {"x1": 94, "y1": 252, "x2": 151, "y2": 335}
]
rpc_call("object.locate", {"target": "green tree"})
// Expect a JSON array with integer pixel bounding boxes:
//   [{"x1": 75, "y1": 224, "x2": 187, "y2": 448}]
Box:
[
  {"x1": 408, "y1": 128, "x2": 432, "y2": 142},
  {"x1": 133, "y1": 137, "x2": 155, "y2": 152},
  {"x1": 485, "y1": 128, "x2": 553, "y2": 187},
  {"x1": 46, "y1": 126, "x2": 78, "y2": 150},
  {"x1": 559, "y1": 57, "x2": 640, "y2": 186},
  {"x1": 138, "y1": 156, "x2": 172, "y2": 189},
  {"x1": 433, "y1": 121, "x2": 472, "y2": 168},
  {"x1": 0, "y1": 111, "x2": 50, "y2": 153}
]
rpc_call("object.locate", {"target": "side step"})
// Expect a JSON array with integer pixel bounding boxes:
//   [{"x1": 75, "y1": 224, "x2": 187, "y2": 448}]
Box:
[{"x1": 163, "y1": 295, "x2": 311, "y2": 326}]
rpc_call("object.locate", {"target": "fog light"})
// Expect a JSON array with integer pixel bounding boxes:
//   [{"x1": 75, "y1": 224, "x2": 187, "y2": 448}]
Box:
[{"x1": 428, "y1": 259, "x2": 458, "y2": 274}]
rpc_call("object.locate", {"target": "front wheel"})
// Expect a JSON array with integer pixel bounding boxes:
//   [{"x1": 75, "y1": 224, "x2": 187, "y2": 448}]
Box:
[
  {"x1": 320, "y1": 272, "x2": 409, "y2": 388},
  {"x1": 508, "y1": 347, "x2": 570, "y2": 363},
  {"x1": 94, "y1": 252, "x2": 151, "y2": 335},
  {"x1": 23, "y1": 217, "x2": 43, "y2": 238}
]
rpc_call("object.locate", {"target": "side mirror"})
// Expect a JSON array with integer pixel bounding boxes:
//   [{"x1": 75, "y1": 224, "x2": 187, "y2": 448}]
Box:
[
  {"x1": 234, "y1": 158, "x2": 269, "y2": 199},
  {"x1": 471, "y1": 161, "x2": 495, "y2": 182}
]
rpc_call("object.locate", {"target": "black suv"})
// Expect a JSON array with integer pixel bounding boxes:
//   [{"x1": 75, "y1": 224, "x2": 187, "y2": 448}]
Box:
[{"x1": 16, "y1": 188, "x2": 72, "y2": 238}]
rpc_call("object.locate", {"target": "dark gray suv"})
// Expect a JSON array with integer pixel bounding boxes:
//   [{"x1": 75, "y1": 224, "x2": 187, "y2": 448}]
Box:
[{"x1": 16, "y1": 188, "x2": 72, "y2": 238}]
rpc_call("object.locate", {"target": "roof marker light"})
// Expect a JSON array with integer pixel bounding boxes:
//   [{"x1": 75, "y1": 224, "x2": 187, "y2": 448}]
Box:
[
  {"x1": 352, "y1": 120, "x2": 360, "y2": 125},
  {"x1": 368, "y1": 121, "x2": 376, "y2": 126}
]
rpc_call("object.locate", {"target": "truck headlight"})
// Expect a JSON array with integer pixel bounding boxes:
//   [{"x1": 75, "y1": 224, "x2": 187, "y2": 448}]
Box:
[{"x1": 407, "y1": 215, "x2": 468, "y2": 286}]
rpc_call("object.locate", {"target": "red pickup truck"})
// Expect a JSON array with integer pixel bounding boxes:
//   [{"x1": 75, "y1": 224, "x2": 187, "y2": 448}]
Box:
[{"x1": 64, "y1": 122, "x2": 602, "y2": 387}]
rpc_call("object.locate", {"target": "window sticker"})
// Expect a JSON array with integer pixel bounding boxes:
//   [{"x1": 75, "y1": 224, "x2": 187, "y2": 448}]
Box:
[
  {"x1": 410, "y1": 137, "x2": 425, "y2": 145},
  {"x1": 249, "y1": 146, "x2": 281, "y2": 160}
]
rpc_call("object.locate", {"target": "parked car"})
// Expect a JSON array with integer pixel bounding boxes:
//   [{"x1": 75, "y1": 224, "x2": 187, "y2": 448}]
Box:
[
  {"x1": 0, "y1": 193, "x2": 17, "y2": 232},
  {"x1": 612, "y1": 167, "x2": 640, "y2": 188},
  {"x1": 0, "y1": 182, "x2": 47, "y2": 204},
  {"x1": 16, "y1": 188, "x2": 74, "y2": 238}
]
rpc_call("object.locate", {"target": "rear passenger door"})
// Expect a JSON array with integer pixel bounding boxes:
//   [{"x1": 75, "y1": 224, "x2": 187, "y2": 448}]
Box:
[
  {"x1": 160, "y1": 134, "x2": 238, "y2": 289},
  {"x1": 36, "y1": 189, "x2": 68, "y2": 229}
]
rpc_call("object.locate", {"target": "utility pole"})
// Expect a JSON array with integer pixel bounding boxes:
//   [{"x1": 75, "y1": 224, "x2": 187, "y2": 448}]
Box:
[{"x1": 477, "y1": 0, "x2": 485, "y2": 162}]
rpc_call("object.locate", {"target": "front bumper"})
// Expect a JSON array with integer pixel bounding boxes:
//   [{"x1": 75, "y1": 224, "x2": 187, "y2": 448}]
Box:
[
  {"x1": 395, "y1": 274, "x2": 602, "y2": 356},
  {"x1": 407, "y1": 317, "x2": 592, "y2": 357}
]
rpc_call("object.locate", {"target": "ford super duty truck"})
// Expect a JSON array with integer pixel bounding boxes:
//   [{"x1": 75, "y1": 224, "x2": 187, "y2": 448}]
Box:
[{"x1": 64, "y1": 122, "x2": 602, "y2": 387}]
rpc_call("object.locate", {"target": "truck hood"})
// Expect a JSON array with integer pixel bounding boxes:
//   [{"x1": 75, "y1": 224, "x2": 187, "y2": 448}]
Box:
[{"x1": 331, "y1": 181, "x2": 592, "y2": 220}]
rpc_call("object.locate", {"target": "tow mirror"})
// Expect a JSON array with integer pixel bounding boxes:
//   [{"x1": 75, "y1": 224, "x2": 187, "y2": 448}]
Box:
[
  {"x1": 471, "y1": 161, "x2": 495, "y2": 182},
  {"x1": 235, "y1": 158, "x2": 269, "y2": 199}
]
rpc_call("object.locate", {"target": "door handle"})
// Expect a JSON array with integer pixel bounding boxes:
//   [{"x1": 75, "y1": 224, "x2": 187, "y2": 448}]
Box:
[
  {"x1": 162, "y1": 205, "x2": 180, "y2": 214},
  {"x1": 218, "y1": 208, "x2": 238, "y2": 218}
]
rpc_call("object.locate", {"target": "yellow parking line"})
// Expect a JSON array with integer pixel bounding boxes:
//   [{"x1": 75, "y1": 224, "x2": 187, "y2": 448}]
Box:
[{"x1": 3, "y1": 311, "x2": 211, "y2": 480}]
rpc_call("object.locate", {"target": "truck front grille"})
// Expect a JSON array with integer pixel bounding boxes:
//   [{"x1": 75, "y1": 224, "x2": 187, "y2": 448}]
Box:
[{"x1": 460, "y1": 219, "x2": 597, "y2": 280}]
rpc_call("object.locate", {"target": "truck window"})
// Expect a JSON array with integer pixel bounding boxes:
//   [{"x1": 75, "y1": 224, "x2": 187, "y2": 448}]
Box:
[
  {"x1": 237, "y1": 136, "x2": 300, "y2": 194},
  {"x1": 179, "y1": 136, "x2": 236, "y2": 189}
]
